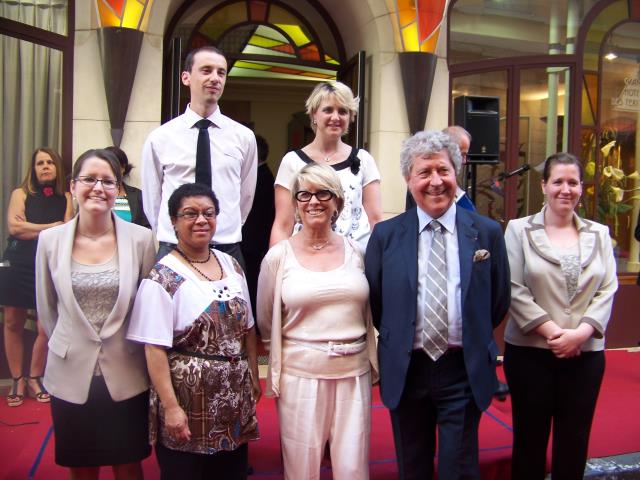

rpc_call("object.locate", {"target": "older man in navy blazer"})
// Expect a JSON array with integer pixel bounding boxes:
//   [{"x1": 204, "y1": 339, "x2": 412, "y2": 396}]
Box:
[{"x1": 365, "y1": 130, "x2": 510, "y2": 479}]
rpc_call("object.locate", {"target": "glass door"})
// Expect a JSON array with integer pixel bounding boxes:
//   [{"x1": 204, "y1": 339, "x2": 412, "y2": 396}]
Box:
[{"x1": 451, "y1": 64, "x2": 572, "y2": 225}]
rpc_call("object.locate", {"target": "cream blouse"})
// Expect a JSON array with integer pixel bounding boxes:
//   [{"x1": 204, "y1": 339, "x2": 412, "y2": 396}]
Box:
[{"x1": 257, "y1": 238, "x2": 379, "y2": 396}]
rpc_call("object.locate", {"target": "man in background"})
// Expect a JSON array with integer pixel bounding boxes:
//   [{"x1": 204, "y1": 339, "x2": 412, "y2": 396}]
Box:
[{"x1": 241, "y1": 134, "x2": 275, "y2": 318}]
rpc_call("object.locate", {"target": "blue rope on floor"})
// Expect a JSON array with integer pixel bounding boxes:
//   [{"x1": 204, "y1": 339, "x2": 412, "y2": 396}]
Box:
[{"x1": 28, "y1": 424, "x2": 53, "y2": 480}]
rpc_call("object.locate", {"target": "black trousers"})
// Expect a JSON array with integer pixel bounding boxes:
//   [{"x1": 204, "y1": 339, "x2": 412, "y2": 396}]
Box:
[
  {"x1": 504, "y1": 343, "x2": 605, "y2": 480},
  {"x1": 155, "y1": 442, "x2": 248, "y2": 480},
  {"x1": 390, "y1": 349, "x2": 482, "y2": 480}
]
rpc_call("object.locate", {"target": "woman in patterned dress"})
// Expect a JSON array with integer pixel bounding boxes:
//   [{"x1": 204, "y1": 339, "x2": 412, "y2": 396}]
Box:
[
  {"x1": 270, "y1": 81, "x2": 382, "y2": 249},
  {"x1": 503, "y1": 153, "x2": 618, "y2": 479},
  {"x1": 128, "y1": 183, "x2": 261, "y2": 480}
]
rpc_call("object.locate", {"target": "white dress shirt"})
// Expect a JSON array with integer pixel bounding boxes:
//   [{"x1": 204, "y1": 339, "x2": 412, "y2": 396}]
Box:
[
  {"x1": 414, "y1": 203, "x2": 463, "y2": 349},
  {"x1": 141, "y1": 105, "x2": 258, "y2": 244}
]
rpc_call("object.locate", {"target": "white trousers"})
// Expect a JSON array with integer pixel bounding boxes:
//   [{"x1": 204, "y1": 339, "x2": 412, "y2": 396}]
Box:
[{"x1": 277, "y1": 371, "x2": 372, "y2": 480}]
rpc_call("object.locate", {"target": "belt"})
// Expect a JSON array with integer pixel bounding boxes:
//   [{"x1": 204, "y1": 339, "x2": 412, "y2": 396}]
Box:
[
  {"x1": 169, "y1": 348, "x2": 247, "y2": 364},
  {"x1": 286, "y1": 336, "x2": 367, "y2": 357}
]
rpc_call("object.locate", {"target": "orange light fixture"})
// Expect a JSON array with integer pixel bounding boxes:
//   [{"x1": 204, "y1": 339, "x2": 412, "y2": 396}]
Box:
[
  {"x1": 393, "y1": 0, "x2": 446, "y2": 53},
  {"x1": 97, "y1": 0, "x2": 154, "y2": 32}
]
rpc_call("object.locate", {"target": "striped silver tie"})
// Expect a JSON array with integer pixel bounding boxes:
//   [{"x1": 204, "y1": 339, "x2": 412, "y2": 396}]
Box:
[{"x1": 422, "y1": 220, "x2": 449, "y2": 360}]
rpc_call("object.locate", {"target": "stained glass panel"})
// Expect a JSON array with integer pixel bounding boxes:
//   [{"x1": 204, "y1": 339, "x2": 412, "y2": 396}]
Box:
[
  {"x1": 198, "y1": 3, "x2": 248, "y2": 42},
  {"x1": 193, "y1": 0, "x2": 338, "y2": 81},
  {"x1": 249, "y1": 0, "x2": 268, "y2": 22}
]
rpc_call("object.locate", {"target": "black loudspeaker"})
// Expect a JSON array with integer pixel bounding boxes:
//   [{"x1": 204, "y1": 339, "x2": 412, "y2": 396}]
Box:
[{"x1": 453, "y1": 96, "x2": 500, "y2": 164}]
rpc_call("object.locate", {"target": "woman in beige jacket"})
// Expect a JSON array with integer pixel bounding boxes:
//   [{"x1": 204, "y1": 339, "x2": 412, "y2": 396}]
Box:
[
  {"x1": 503, "y1": 152, "x2": 618, "y2": 480},
  {"x1": 36, "y1": 149, "x2": 156, "y2": 480}
]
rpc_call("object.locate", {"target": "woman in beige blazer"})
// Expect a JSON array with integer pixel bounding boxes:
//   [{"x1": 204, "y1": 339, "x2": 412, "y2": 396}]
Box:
[
  {"x1": 36, "y1": 149, "x2": 156, "y2": 480},
  {"x1": 503, "y1": 153, "x2": 618, "y2": 480}
]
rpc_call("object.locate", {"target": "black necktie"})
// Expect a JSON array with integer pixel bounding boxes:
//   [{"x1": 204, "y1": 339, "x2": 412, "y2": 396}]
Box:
[{"x1": 195, "y1": 119, "x2": 212, "y2": 186}]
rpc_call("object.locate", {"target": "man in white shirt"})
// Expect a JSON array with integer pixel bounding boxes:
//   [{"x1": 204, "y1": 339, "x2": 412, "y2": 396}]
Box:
[{"x1": 141, "y1": 46, "x2": 257, "y2": 263}]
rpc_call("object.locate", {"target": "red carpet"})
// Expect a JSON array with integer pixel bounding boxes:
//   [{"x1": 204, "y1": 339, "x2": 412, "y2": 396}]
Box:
[{"x1": 0, "y1": 350, "x2": 638, "y2": 479}]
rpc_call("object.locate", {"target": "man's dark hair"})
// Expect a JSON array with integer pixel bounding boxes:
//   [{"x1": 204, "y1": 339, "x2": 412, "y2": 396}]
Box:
[{"x1": 183, "y1": 46, "x2": 227, "y2": 73}]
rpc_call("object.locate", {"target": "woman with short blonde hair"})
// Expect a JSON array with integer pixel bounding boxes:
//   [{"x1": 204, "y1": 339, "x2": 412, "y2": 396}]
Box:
[
  {"x1": 259, "y1": 163, "x2": 378, "y2": 479},
  {"x1": 270, "y1": 81, "x2": 382, "y2": 249}
]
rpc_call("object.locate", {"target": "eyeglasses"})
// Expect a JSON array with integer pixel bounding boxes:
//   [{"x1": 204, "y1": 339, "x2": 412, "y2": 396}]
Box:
[
  {"x1": 75, "y1": 176, "x2": 118, "y2": 190},
  {"x1": 175, "y1": 210, "x2": 217, "y2": 221},
  {"x1": 295, "y1": 190, "x2": 335, "y2": 202}
]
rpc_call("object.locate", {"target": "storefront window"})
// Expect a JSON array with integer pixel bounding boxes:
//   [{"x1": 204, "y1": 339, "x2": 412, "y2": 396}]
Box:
[
  {"x1": 449, "y1": 0, "x2": 588, "y2": 65},
  {"x1": 518, "y1": 67, "x2": 570, "y2": 216},
  {"x1": 452, "y1": 71, "x2": 507, "y2": 223},
  {"x1": 593, "y1": 21, "x2": 640, "y2": 273},
  {"x1": 0, "y1": 14, "x2": 66, "y2": 253},
  {"x1": 0, "y1": 0, "x2": 68, "y2": 36}
]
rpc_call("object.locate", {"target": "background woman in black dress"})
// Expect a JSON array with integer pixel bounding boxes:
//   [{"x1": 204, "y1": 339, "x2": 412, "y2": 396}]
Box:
[{"x1": 2, "y1": 148, "x2": 72, "y2": 406}]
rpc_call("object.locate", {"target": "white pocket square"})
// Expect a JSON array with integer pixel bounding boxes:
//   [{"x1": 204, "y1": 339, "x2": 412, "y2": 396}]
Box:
[{"x1": 473, "y1": 249, "x2": 490, "y2": 262}]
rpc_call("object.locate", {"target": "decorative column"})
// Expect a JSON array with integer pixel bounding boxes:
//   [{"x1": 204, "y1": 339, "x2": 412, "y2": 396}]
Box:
[
  {"x1": 398, "y1": 52, "x2": 437, "y2": 135},
  {"x1": 392, "y1": 0, "x2": 447, "y2": 133},
  {"x1": 96, "y1": 0, "x2": 154, "y2": 146}
]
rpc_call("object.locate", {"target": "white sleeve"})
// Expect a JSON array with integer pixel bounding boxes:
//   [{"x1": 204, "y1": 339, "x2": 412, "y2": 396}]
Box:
[
  {"x1": 141, "y1": 134, "x2": 162, "y2": 232},
  {"x1": 127, "y1": 278, "x2": 175, "y2": 347},
  {"x1": 240, "y1": 132, "x2": 258, "y2": 224},
  {"x1": 358, "y1": 149, "x2": 381, "y2": 186},
  {"x1": 221, "y1": 253, "x2": 255, "y2": 329},
  {"x1": 274, "y1": 152, "x2": 302, "y2": 191}
]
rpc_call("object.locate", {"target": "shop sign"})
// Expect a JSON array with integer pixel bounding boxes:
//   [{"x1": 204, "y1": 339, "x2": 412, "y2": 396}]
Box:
[{"x1": 611, "y1": 73, "x2": 640, "y2": 112}]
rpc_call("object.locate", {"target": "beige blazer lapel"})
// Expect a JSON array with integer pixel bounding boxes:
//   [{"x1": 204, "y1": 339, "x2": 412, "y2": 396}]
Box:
[
  {"x1": 575, "y1": 216, "x2": 599, "y2": 267},
  {"x1": 54, "y1": 217, "x2": 102, "y2": 342},
  {"x1": 524, "y1": 210, "x2": 560, "y2": 265},
  {"x1": 524, "y1": 208, "x2": 599, "y2": 269}
]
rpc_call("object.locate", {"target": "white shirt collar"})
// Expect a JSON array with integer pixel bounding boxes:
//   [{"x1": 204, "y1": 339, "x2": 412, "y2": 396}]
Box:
[
  {"x1": 417, "y1": 201, "x2": 457, "y2": 234},
  {"x1": 184, "y1": 104, "x2": 224, "y2": 128}
]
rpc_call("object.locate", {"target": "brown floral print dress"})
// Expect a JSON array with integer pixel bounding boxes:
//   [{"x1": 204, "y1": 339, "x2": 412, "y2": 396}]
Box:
[{"x1": 135, "y1": 254, "x2": 259, "y2": 455}]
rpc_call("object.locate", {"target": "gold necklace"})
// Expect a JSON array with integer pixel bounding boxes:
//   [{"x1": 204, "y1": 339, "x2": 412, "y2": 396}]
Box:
[
  {"x1": 175, "y1": 247, "x2": 223, "y2": 281},
  {"x1": 321, "y1": 150, "x2": 338, "y2": 163},
  {"x1": 78, "y1": 226, "x2": 113, "y2": 240},
  {"x1": 310, "y1": 238, "x2": 330, "y2": 250}
]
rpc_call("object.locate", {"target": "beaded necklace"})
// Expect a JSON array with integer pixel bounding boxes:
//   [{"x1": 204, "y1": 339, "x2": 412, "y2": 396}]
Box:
[
  {"x1": 175, "y1": 247, "x2": 222, "y2": 281},
  {"x1": 175, "y1": 246, "x2": 210, "y2": 263}
]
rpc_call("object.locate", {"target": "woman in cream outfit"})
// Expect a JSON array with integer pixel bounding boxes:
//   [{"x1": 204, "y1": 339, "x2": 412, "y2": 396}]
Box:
[
  {"x1": 36, "y1": 149, "x2": 156, "y2": 480},
  {"x1": 258, "y1": 163, "x2": 378, "y2": 480},
  {"x1": 503, "y1": 152, "x2": 618, "y2": 480}
]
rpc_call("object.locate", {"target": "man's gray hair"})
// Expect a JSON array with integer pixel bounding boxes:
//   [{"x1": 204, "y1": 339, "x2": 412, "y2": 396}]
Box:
[{"x1": 400, "y1": 130, "x2": 462, "y2": 178}]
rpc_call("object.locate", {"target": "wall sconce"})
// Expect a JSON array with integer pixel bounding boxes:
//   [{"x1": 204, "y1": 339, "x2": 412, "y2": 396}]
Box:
[
  {"x1": 96, "y1": 0, "x2": 154, "y2": 146},
  {"x1": 392, "y1": 0, "x2": 446, "y2": 133},
  {"x1": 605, "y1": 52, "x2": 618, "y2": 61}
]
